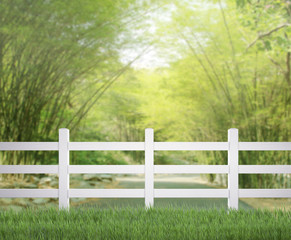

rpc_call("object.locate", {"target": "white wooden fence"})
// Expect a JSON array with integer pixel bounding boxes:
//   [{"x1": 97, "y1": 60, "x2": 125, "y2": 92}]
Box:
[{"x1": 0, "y1": 128, "x2": 291, "y2": 210}]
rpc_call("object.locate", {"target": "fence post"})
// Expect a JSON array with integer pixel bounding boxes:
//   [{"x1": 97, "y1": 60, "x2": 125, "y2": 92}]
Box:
[
  {"x1": 145, "y1": 128, "x2": 154, "y2": 208},
  {"x1": 59, "y1": 128, "x2": 70, "y2": 210},
  {"x1": 228, "y1": 128, "x2": 239, "y2": 210}
]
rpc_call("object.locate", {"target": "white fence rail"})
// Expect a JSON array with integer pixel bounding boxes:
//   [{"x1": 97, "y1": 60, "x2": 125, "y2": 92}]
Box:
[{"x1": 0, "y1": 128, "x2": 291, "y2": 210}]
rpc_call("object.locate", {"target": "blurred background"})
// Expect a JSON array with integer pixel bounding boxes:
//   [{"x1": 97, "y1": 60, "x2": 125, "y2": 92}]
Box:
[{"x1": 0, "y1": 0, "x2": 290, "y2": 211}]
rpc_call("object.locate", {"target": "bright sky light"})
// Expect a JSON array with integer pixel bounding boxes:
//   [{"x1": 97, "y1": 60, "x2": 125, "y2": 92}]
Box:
[{"x1": 119, "y1": 0, "x2": 221, "y2": 69}]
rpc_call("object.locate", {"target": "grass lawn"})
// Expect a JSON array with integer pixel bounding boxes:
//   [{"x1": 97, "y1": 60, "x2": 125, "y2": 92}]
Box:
[{"x1": 0, "y1": 206, "x2": 290, "y2": 240}]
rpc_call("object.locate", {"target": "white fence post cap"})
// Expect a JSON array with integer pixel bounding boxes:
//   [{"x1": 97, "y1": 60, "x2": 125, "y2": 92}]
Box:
[{"x1": 59, "y1": 128, "x2": 69, "y2": 131}]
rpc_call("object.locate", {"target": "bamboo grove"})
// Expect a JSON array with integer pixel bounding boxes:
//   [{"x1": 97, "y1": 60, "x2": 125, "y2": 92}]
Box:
[{"x1": 0, "y1": 0, "x2": 290, "y2": 188}]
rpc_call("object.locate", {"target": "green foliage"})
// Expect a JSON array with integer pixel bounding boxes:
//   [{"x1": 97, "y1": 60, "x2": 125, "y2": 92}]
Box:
[
  {"x1": 71, "y1": 151, "x2": 128, "y2": 165},
  {"x1": 0, "y1": 0, "x2": 158, "y2": 166},
  {"x1": 127, "y1": 0, "x2": 291, "y2": 187},
  {"x1": 70, "y1": 69, "x2": 147, "y2": 163},
  {"x1": 0, "y1": 0, "x2": 290, "y2": 189}
]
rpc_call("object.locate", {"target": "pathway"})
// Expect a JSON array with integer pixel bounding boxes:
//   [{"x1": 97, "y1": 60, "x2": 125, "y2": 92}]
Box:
[{"x1": 78, "y1": 174, "x2": 253, "y2": 210}]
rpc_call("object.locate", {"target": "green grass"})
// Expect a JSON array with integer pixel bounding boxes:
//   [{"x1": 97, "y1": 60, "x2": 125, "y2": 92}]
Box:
[{"x1": 0, "y1": 206, "x2": 290, "y2": 240}]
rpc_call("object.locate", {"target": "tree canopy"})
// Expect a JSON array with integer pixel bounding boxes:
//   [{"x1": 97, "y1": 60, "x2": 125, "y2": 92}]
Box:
[
  {"x1": 0, "y1": 0, "x2": 158, "y2": 164},
  {"x1": 0, "y1": 0, "x2": 290, "y2": 188}
]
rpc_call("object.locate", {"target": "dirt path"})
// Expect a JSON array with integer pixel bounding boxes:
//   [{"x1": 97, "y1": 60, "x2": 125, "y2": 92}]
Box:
[
  {"x1": 77, "y1": 174, "x2": 253, "y2": 210},
  {"x1": 115, "y1": 174, "x2": 209, "y2": 185}
]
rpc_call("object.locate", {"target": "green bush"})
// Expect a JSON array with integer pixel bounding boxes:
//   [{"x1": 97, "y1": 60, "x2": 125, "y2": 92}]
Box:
[{"x1": 71, "y1": 151, "x2": 128, "y2": 165}]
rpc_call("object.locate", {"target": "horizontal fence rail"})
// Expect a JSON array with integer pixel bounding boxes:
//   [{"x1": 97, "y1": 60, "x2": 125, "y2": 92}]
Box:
[
  {"x1": 0, "y1": 189, "x2": 58, "y2": 198},
  {"x1": 0, "y1": 128, "x2": 290, "y2": 211},
  {"x1": 154, "y1": 142, "x2": 229, "y2": 151},
  {"x1": 239, "y1": 189, "x2": 291, "y2": 198},
  {"x1": 0, "y1": 165, "x2": 58, "y2": 174},
  {"x1": 239, "y1": 165, "x2": 291, "y2": 174},
  {"x1": 239, "y1": 142, "x2": 291, "y2": 151},
  {"x1": 1, "y1": 142, "x2": 291, "y2": 152},
  {"x1": 0, "y1": 142, "x2": 58, "y2": 151}
]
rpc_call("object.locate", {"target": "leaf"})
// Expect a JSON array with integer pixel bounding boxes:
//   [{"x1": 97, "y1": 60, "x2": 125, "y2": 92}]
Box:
[{"x1": 264, "y1": 40, "x2": 272, "y2": 50}]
